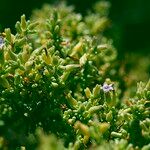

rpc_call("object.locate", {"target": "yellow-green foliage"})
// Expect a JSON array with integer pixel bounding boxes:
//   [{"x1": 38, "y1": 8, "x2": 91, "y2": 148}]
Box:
[{"x1": 0, "y1": 2, "x2": 149, "y2": 150}]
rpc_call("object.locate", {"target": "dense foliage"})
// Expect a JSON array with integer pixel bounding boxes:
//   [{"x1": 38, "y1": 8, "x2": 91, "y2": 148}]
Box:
[{"x1": 0, "y1": 2, "x2": 149, "y2": 150}]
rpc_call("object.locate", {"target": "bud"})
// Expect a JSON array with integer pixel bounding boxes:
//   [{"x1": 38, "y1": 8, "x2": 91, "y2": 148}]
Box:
[
  {"x1": 97, "y1": 44, "x2": 108, "y2": 51},
  {"x1": 8, "y1": 48, "x2": 17, "y2": 61},
  {"x1": 93, "y1": 84, "x2": 101, "y2": 98},
  {"x1": 25, "y1": 61, "x2": 34, "y2": 71},
  {"x1": 74, "y1": 121, "x2": 90, "y2": 136},
  {"x1": 28, "y1": 22, "x2": 39, "y2": 30},
  {"x1": 20, "y1": 146, "x2": 26, "y2": 150},
  {"x1": 15, "y1": 21, "x2": 22, "y2": 34},
  {"x1": 106, "y1": 110, "x2": 113, "y2": 122},
  {"x1": 35, "y1": 74, "x2": 41, "y2": 81},
  {"x1": 73, "y1": 141, "x2": 81, "y2": 150},
  {"x1": 52, "y1": 56, "x2": 59, "y2": 65},
  {"x1": 51, "y1": 82, "x2": 58, "y2": 88},
  {"x1": 60, "y1": 71, "x2": 70, "y2": 82},
  {"x1": 99, "y1": 123, "x2": 110, "y2": 134},
  {"x1": 60, "y1": 64, "x2": 80, "y2": 71},
  {"x1": 70, "y1": 42, "x2": 83, "y2": 57},
  {"x1": 140, "y1": 122, "x2": 147, "y2": 131},
  {"x1": 111, "y1": 132, "x2": 122, "y2": 138},
  {"x1": 145, "y1": 79, "x2": 150, "y2": 90},
  {"x1": 46, "y1": 19, "x2": 52, "y2": 31},
  {"x1": 88, "y1": 105, "x2": 102, "y2": 114},
  {"x1": 54, "y1": 25, "x2": 60, "y2": 33},
  {"x1": 66, "y1": 93, "x2": 77, "y2": 108},
  {"x1": 79, "y1": 53, "x2": 87, "y2": 66},
  {"x1": 5, "y1": 28, "x2": 12, "y2": 43},
  {"x1": 43, "y1": 69, "x2": 49, "y2": 76},
  {"x1": 21, "y1": 14, "x2": 27, "y2": 30},
  {"x1": 42, "y1": 53, "x2": 52, "y2": 65},
  {"x1": 68, "y1": 119, "x2": 74, "y2": 125},
  {"x1": 21, "y1": 45, "x2": 31, "y2": 63},
  {"x1": 84, "y1": 87, "x2": 91, "y2": 98}
]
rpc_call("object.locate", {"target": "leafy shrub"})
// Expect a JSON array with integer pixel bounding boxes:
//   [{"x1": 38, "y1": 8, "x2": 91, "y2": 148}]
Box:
[{"x1": 0, "y1": 2, "x2": 149, "y2": 150}]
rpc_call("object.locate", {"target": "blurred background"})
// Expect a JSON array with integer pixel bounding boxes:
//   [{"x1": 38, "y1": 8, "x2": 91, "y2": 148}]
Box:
[{"x1": 0, "y1": 0, "x2": 150, "y2": 93}]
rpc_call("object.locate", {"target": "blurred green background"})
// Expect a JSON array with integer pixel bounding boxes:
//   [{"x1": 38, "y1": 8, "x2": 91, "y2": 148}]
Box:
[{"x1": 0, "y1": 0, "x2": 150, "y2": 54}]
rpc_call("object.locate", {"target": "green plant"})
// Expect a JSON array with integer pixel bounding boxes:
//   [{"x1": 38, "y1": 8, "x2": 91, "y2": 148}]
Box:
[{"x1": 0, "y1": 1, "x2": 149, "y2": 150}]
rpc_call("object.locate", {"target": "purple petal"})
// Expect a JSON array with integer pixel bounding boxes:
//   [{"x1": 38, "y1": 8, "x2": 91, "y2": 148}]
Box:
[{"x1": 102, "y1": 83, "x2": 114, "y2": 92}]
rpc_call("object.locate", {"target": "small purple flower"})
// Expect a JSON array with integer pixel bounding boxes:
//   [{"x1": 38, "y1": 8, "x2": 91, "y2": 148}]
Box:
[
  {"x1": 0, "y1": 36, "x2": 5, "y2": 49},
  {"x1": 102, "y1": 83, "x2": 114, "y2": 92}
]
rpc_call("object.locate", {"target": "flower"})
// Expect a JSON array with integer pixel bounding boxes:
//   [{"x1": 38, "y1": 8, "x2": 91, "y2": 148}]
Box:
[
  {"x1": 102, "y1": 83, "x2": 114, "y2": 92},
  {"x1": 0, "y1": 36, "x2": 5, "y2": 49}
]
